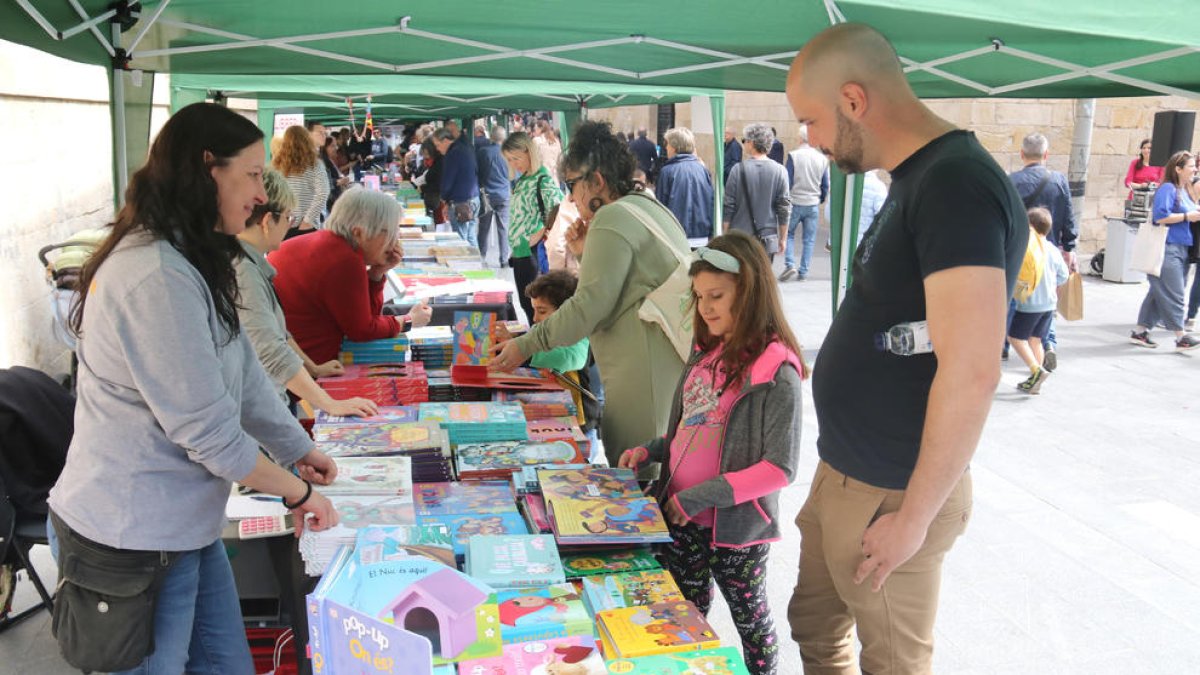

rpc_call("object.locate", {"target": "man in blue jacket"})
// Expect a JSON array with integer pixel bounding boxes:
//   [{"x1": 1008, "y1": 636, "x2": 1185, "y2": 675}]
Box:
[
  {"x1": 629, "y1": 127, "x2": 659, "y2": 182},
  {"x1": 476, "y1": 125, "x2": 512, "y2": 266},
  {"x1": 433, "y1": 127, "x2": 480, "y2": 247},
  {"x1": 657, "y1": 127, "x2": 715, "y2": 240},
  {"x1": 723, "y1": 127, "x2": 742, "y2": 185}
]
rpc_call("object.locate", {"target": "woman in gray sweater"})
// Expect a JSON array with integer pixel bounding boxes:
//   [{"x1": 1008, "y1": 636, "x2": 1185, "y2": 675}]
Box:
[{"x1": 48, "y1": 103, "x2": 339, "y2": 675}]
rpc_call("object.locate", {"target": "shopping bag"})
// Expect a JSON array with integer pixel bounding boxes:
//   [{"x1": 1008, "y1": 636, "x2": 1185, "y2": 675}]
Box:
[
  {"x1": 1057, "y1": 272, "x2": 1084, "y2": 321},
  {"x1": 1130, "y1": 222, "x2": 1168, "y2": 276}
]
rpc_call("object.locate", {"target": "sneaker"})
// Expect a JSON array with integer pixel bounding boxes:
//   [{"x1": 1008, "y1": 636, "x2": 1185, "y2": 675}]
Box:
[
  {"x1": 1176, "y1": 334, "x2": 1200, "y2": 352},
  {"x1": 1042, "y1": 349, "x2": 1057, "y2": 373},
  {"x1": 1129, "y1": 331, "x2": 1158, "y2": 348},
  {"x1": 798, "y1": 273, "x2": 808, "y2": 281},
  {"x1": 779, "y1": 266, "x2": 798, "y2": 282},
  {"x1": 1017, "y1": 368, "x2": 1049, "y2": 395},
  {"x1": 1186, "y1": 318, "x2": 1197, "y2": 330}
]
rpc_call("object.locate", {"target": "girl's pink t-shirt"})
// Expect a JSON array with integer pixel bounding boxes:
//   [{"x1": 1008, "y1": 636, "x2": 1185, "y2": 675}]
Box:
[{"x1": 666, "y1": 348, "x2": 741, "y2": 527}]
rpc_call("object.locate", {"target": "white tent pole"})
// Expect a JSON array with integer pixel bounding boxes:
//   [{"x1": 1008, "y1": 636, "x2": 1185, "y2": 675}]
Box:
[
  {"x1": 899, "y1": 56, "x2": 993, "y2": 94},
  {"x1": 153, "y1": 19, "x2": 396, "y2": 72},
  {"x1": 989, "y1": 47, "x2": 1198, "y2": 95},
  {"x1": 127, "y1": 0, "x2": 170, "y2": 52},
  {"x1": 999, "y1": 44, "x2": 1200, "y2": 99},
  {"x1": 136, "y1": 25, "x2": 399, "y2": 59},
  {"x1": 66, "y1": 0, "x2": 115, "y2": 57},
  {"x1": 837, "y1": 173, "x2": 858, "y2": 308},
  {"x1": 61, "y1": 9, "x2": 119, "y2": 40},
  {"x1": 111, "y1": 22, "x2": 129, "y2": 206},
  {"x1": 13, "y1": 0, "x2": 59, "y2": 39}
]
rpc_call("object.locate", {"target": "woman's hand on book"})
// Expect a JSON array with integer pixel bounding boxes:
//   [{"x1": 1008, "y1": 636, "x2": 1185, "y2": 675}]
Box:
[
  {"x1": 312, "y1": 360, "x2": 344, "y2": 378},
  {"x1": 489, "y1": 339, "x2": 525, "y2": 372},
  {"x1": 293, "y1": 491, "x2": 338, "y2": 537},
  {"x1": 322, "y1": 397, "x2": 379, "y2": 418}
]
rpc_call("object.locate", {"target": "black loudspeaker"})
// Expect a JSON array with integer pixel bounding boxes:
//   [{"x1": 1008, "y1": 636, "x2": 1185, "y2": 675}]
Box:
[{"x1": 1149, "y1": 111, "x2": 1195, "y2": 167}]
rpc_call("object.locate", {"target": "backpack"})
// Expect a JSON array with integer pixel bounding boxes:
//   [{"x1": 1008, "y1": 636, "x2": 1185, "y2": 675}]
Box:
[{"x1": 1013, "y1": 226, "x2": 1046, "y2": 303}]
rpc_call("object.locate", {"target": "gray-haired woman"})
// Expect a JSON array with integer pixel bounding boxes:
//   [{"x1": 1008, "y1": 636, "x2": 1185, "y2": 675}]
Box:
[
  {"x1": 270, "y1": 187, "x2": 432, "y2": 365},
  {"x1": 723, "y1": 123, "x2": 791, "y2": 261}
]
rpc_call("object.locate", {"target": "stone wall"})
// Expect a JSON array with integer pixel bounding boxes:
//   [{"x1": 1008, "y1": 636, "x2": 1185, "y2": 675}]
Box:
[
  {"x1": 0, "y1": 39, "x2": 170, "y2": 377},
  {"x1": 590, "y1": 93, "x2": 1200, "y2": 252}
]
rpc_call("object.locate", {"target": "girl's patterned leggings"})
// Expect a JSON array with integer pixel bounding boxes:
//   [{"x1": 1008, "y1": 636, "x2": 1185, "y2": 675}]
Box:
[{"x1": 663, "y1": 520, "x2": 779, "y2": 675}]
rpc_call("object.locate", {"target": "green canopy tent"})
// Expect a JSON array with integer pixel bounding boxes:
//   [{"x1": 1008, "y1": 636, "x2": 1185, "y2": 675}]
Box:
[{"x1": 4, "y1": 0, "x2": 1200, "y2": 309}]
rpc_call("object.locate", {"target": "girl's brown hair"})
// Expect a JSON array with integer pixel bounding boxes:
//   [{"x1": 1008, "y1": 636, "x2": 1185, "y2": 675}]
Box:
[
  {"x1": 689, "y1": 230, "x2": 809, "y2": 390},
  {"x1": 1162, "y1": 150, "x2": 1194, "y2": 188},
  {"x1": 271, "y1": 125, "x2": 317, "y2": 176}
]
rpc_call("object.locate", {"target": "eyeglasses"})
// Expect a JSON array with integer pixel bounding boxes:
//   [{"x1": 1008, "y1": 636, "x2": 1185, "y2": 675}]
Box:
[
  {"x1": 693, "y1": 247, "x2": 741, "y2": 274},
  {"x1": 564, "y1": 176, "x2": 583, "y2": 193}
]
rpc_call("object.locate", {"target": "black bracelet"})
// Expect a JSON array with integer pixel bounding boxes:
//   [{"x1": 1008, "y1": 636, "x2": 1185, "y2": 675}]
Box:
[{"x1": 282, "y1": 480, "x2": 313, "y2": 510}]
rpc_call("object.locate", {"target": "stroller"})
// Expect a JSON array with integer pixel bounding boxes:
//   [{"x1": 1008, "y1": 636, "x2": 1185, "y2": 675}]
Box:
[{"x1": 36, "y1": 228, "x2": 108, "y2": 389}]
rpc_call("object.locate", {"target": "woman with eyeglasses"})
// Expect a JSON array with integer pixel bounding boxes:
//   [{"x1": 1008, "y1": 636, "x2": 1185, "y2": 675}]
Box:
[
  {"x1": 491, "y1": 121, "x2": 691, "y2": 468},
  {"x1": 1130, "y1": 150, "x2": 1200, "y2": 351},
  {"x1": 272, "y1": 125, "x2": 330, "y2": 239},
  {"x1": 269, "y1": 187, "x2": 433, "y2": 367},
  {"x1": 233, "y1": 169, "x2": 379, "y2": 418}
]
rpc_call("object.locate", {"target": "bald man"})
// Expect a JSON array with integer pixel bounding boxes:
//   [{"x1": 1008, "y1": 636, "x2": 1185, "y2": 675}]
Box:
[{"x1": 784, "y1": 24, "x2": 1027, "y2": 674}]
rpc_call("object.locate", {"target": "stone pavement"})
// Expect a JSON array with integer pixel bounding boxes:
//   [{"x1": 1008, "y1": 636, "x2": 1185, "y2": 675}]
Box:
[{"x1": 3, "y1": 247, "x2": 1198, "y2": 674}]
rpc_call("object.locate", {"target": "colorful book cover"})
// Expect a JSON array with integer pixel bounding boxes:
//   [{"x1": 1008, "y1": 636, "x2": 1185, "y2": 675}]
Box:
[
  {"x1": 456, "y1": 636, "x2": 606, "y2": 675},
  {"x1": 330, "y1": 495, "x2": 417, "y2": 529},
  {"x1": 603, "y1": 647, "x2": 751, "y2": 675},
  {"x1": 538, "y1": 467, "x2": 642, "y2": 502},
  {"x1": 414, "y1": 481, "x2": 517, "y2": 516},
  {"x1": 314, "y1": 405, "x2": 421, "y2": 427},
  {"x1": 580, "y1": 571, "x2": 684, "y2": 615},
  {"x1": 308, "y1": 598, "x2": 433, "y2": 675},
  {"x1": 495, "y1": 584, "x2": 593, "y2": 645},
  {"x1": 521, "y1": 494, "x2": 553, "y2": 534},
  {"x1": 452, "y1": 311, "x2": 496, "y2": 365},
  {"x1": 323, "y1": 456, "x2": 413, "y2": 496},
  {"x1": 317, "y1": 421, "x2": 449, "y2": 457},
  {"x1": 560, "y1": 549, "x2": 662, "y2": 580},
  {"x1": 419, "y1": 401, "x2": 527, "y2": 425},
  {"x1": 595, "y1": 601, "x2": 720, "y2": 659},
  {"x1": 549, "y1": 498, "x2": 671, "y2": 545},
  {"x1": 419, "y1": 511, "x2": 530, "y2": 557},
  {"x1": 465, "y1": 535, "x2": 566, "y2": 590},
  {"x1": 354, "y1": 524, "x2": 455, "y2": 568},
  {"x1": 456, "y1": 440, "x2": 585, "y2": 475}
]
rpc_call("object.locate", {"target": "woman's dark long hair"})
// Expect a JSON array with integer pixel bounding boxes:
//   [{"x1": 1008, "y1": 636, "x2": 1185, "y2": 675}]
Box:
[
  {"x1": 560, "y1": 120, "x2": 643, "y2": 199},
  {"x1": 70, "y1": 102, "x2": 263, "y2": 342},
  {"x1": 1136, "y1": 138, "x2": 1152, "y2": 170},
  {"x1": 689, "y1": 230, "x2": 808, "y2": 391}
]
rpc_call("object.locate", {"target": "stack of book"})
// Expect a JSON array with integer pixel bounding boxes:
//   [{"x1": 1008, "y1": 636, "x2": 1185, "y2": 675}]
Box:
[
  {"x1": 454, "y1": 439, "x2": 586, "y2": 480},
  {"x1": 317, "y1": 362, "x2": 430, "y2": 406},
  {"x1": 339, "y1": 335, "x2": 409, "y2": 364},
  {"x1": 409, "y1": 326, "x2": 455, "y2": 368},
  {"x1": 580, "y1": 569, "x2": 684, "y2": 615},
  {"x1": 417, "y1": 401, "x2": 528, "y2": 445},
  {"x1": 559, "y1": 549, "x2": 662, "y2": 580},
  {"x1": 313, "y1": 405, "x2": 420, "y2": 427},
  {"x1": 595, "y1": 600, "x2": 721, "y2": 660},
  {"x1": 463, "y1": 534, "x2": 565, "y2": 590},
  {"x1": 313, "y1": 421, "x2": 453, "y2": 483},
  {"x1": 602, "y1": 647, "x2": 751, "y2": 674},
  {"x1": 493, "y1": 389, "x2": 579, "y2": 420},
  {"x1": 537, "y1": 467, "x2": 671, "y2": 546},
  {"x1": 413, "y1": 482, "x2": 528, "y2": 560},
  {"x1": 494, "y1": 584, "x2": 593, "y2": 645},
  {"x1": 454, "y1": 636, "x2": 606, "y2": 674}
]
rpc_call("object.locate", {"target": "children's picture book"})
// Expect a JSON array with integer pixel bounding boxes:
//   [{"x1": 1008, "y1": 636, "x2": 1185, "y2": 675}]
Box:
[
  {"x1": 580, "y1": 570, "x2": 684, "y2": 615},
  {"x1": 307, "y1": 596, "x2": 433, "y2": 675},
  {"x1": 521, "y1": 494, "x2": 553, "y2": 534},
  {"x1": 314, "y1": 405, "x2": 421, "y2": 427},
  {"x1": 548, "y1": 498, "x2": 671, "y2": 545},
  {"x1": 560, "y1": 549, "x2": 662, "y2": 580},
  {"x1": 322, "y1": 456, "x2": 413, "y2": 496},
  {"x1": 538, "y1": 467, "x2": 642, "y2": 502},
  {"x1": 456, "y1": 440, "x2": 585, "y2": 476},
  {"x1": 353, "y1": 524, "x2": 455, "y2": 568},
  {"x1": 526, "y1": 419, "x2": 587, "y2": 443},
  {"x1": 494, "y1": 584, "x2": 593, "y2": 645},
  {"x1": 317, "y1": 421, "x2": 450, "y2": 458},
  {"x1": 595, "y1": 601, "x2": 720, "y2": 659},
  {"x1": 414, "y1": 481, "x2": 517, "y2": 516},
  {"x1": 419, "y1": 511, "x2": 530, "y2": 558},
  {"x1": 603, "y1": 646, "x2": 751, "y2": 675},
  {"x1": 457, "y1": 636, "x2": 607, "y2": 675},
  {"x1": 418, "y1": 401, "x2": 528, "y2": 444},
  {"x1": 450, "y1": 365, "x2": 564, "y2": 391},
  {"x1": 452, "y1": 311, "x2": 496, "y2": 365},
  {"x1": 465, "y1": 535, "x2": 566, "y2": 591}
]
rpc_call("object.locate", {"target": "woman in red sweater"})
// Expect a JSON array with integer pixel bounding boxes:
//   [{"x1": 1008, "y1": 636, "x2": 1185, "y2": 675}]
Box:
[
  {"x1": 269, "y1": 188, "x2": 431, "y2": 363},
  {"x1": 1125, "y1": 138, "x2": 1164, "y2": 199}
]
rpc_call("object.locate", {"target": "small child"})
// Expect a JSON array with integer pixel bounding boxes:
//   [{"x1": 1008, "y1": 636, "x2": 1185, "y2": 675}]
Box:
[
  {"x1": 523, "y1": 271, "x2": 602, "y2": 457},
  {"x1": 1009, "y1": 207, "x2": 1069, "y2": 394},
  {"x1": 618, "y1": 230, "x2": 806, "y2": 675}
]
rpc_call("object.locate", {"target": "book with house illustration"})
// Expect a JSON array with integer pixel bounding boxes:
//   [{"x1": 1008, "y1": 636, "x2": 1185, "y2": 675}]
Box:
[
  {"x1": 494, "y1": 583, "x2": 593, "y2": 645},
  {"x1": 595, "y1": 601, "x2": 720, "y2": 660},
  {"x1": 580, "y1": 570, "x2": 685, "y2": 615},
  {"x1": 322, "y1": 456, "x2": 413, "y2": 496},
  {"x1": 414, "y1": 481, "x2": 517, "y2": 516},
  {"x1": 464, "y1": 534, "x2": 566, "y2": 591},
  {"x1": 559, "y1": 549, "x2": 662, "y2": 580},
  {"x1": 307, "y1": 595, "x2": 433, "y2": 675},
  {"x1": 602, "y1": 646, "x2": 751, "y2": 675},
  {"x1": 452, "y1": 310, "x2": 496, "y2": 366},
  {"x1": 353, "y1": 524, "x2": 455, "y2": 568},
  {"x1": 456, "y1": 635, "x2": 607, "y2": 675}
]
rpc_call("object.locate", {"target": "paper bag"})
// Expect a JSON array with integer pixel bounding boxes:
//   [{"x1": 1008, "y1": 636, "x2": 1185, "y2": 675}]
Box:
[{"x1": 1057, "y1": 272, "x2": 1084, "y2": 321}]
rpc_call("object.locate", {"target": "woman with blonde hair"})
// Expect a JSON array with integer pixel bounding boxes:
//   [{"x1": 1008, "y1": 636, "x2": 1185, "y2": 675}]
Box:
[
  {"x1": 501, "y1": 131, "x2": 563, "y2": 322},
  {"x1": 272, "y1": 125, "x2": 329, "y2": 239}
]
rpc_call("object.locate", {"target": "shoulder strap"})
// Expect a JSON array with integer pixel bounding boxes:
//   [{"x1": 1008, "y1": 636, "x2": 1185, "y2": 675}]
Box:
[
  {"x1": 534, "y1": 172, "x2": 547, "y2": 221},
  {"x1": 1023, "y1": 169, "x2": 1052, "y2": 208},
  {"x1": 739, "y1": 163, "x2": 759, "y2": 230}
]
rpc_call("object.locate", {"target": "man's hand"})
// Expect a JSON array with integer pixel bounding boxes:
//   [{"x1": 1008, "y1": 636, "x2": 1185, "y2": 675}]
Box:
[
  {"x1": 323, "y1": 397, "x2": 379, "y2": 418},
  {"x1": 489, "y1": 339, "x2": 526, "y2": 372},
  {"x1": 1062, "y1": 249, "x2": 1078, "y2": 273},
  {"x1": 854, "y1": 512, "x2": 928, "y2": 592},
  {"x1": 295, "y1": 449, "x2": 338, "y2": 486}
]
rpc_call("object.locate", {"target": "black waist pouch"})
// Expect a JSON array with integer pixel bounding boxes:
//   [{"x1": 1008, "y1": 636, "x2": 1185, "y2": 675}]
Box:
[{"x1": 49, "y1": 510, "x2": 179, "y2": 672}]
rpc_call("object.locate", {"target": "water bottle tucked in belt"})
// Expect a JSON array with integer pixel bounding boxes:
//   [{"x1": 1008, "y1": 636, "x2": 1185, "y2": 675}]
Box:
[{"x1": 875, "y1": 320, "x2": 933, "y2": 356}]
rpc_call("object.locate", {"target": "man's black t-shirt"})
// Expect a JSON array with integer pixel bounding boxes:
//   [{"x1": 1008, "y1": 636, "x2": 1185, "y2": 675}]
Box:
[{"x1": 813, "y1": 130, "x2": 1027, "y2": 489}]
